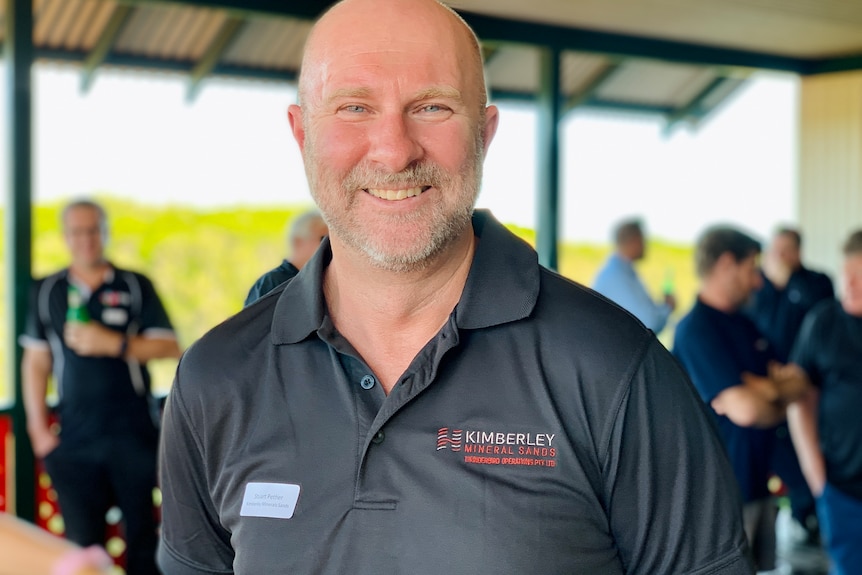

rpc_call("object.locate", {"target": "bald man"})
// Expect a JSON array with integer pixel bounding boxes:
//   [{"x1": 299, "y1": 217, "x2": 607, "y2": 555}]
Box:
[
  {"x1": 157, "y1": 1, "x2": 752, "y2": 573},
  {"x1": 244, "y1": 209, "x2": 328, "y2": 306}
]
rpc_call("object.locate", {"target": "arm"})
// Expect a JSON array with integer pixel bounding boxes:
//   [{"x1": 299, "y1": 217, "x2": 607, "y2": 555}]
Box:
[
  {"x1": 787, "y1": 386, "x2": 825, "y2": 496},
  {"x1": 64, "y1": 322, "x2": 181, "y2": 361},
  {"x1": 594, "y1": 260, "x2": 671, "y2": 333},
  {"x1": 0, "y1": 513, "x2": 112, "y2": 575},
  {"x1": 710, "y1": 382, "x2": 786, "y2": 428},
  {"x1": 21, "y1": 347, "x2": 59, "y2": 458},
  {"x1": 609, "y1": 340, "x2": 753, "y2": 573},
  {"x1": 126, "y1": 333, "x2": 182, "y2": 362},
  {"x1": 710, "y1": 363, "x2": 811, "y2": 428},
  {"x1": 158, "y1": 370, "x2": 236, "y2": 574}
]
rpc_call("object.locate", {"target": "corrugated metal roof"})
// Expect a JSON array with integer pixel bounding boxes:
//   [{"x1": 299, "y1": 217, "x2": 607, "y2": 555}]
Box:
[{"x1": 6, "y1": 0, "x2": 861, "y2": 129}]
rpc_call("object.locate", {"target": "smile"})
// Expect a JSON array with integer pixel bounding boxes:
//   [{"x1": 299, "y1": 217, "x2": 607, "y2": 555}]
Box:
[{"x1": 365, "y1": 186, "x2": 430, "y2": 200}]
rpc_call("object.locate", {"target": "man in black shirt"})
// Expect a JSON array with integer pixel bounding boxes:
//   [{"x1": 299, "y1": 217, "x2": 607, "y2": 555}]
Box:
[
  {"x1": 157, "y1": 1, "x2": 753, "y2": 573},
  {"x1": 244, "y1": 209, "x2": 328, "y2": 306},
  {"x1": 788, "y1": 229, "x2": 862, "y2": 575},
  {"x1": 747, "y1": 226, "x2": 834, "y2": 540},
  {"x1": 20, "y1": 199, "x2": 181, "y2": 575}
]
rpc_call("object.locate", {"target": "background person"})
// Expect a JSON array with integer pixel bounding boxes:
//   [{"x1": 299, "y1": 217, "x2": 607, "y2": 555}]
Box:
[
  {"x1": 244, "y1": 209, "x2": 328, "y2": 306},
  {"x1": 592, "y1": 218, "x2": 676, "y2": 334},
  {"x1": 20, "y1": 199, "x2": 181, "y2": 575},
  {"x1": 158, "y1": 1, "x2": 752, "y2": 573},
  {"x1": 787, "y1": 229, "x2": 862, "y2": 575},
  {"x1": 673, "y1": 225, "x2": 811, "y2": 573},
  {"x1": 746, "y1": 225, "x2": 835, "y2": 543}
]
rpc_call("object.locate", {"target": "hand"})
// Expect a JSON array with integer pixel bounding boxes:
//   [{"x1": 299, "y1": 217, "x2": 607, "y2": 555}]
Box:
[
  {"x1": 28, "y1": 426, "x2": 59, "y2": 459},
  {"x1": 768, "y1": 361, "x2": 811, "y2": 402},
  {"x1": 663, "y1": 293, "x2": 677, "y2": 311},
  {"x1": 64, "y1": 321, "x2": 124, "y2": 357}
]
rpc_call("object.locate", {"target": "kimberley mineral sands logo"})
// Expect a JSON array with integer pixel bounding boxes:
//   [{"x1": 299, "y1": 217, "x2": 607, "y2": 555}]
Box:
[{"x1": 436, "y1": 427, "x2": 558, "y2": 468}]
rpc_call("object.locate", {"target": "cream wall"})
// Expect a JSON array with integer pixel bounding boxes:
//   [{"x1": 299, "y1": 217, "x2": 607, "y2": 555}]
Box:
[{"x1": 798, "y1": 71, "x2": 862, "y2": 286}]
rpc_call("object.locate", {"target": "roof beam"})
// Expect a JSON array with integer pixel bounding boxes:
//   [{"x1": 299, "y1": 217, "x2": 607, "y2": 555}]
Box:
[
  {"x1": 187, "y1": 16, "x2": 246, "y2": 102},
  {"x1": 81, "y1": 4, "x2": 135, "y2": 92},
  {"x1": 114, "y1": 0, "x2": 862, "y2": 76},
  {"x1": 803, "y1": 53, "x2": 862, "y2": 75},
  {"x1": 117, "y1": 0, "x2": 332, "y2": 20},
  {"x1": 564, "y1": 60, "x2": 621, "y2": 112},
  {"x1": 38, "y1": 48, "x2": 298, "y2": 83},
  {"x1": 663, "y1": 74, "x2": 748, "y2": 134},
  {"x1": 460, "y1": 11, "x2": 805, "y2": 74}
]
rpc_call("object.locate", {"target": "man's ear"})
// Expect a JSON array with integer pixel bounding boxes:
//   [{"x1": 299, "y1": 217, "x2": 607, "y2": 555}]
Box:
[
  {"x1": 716, "y1": 252, "x2": 737, "y2": 272},
  {"x1": 288, "y1": 104, "x2": 305, "y2": 151},
  {"x1": 481, "y1": 105, "x2": 500, "y2": 157}
]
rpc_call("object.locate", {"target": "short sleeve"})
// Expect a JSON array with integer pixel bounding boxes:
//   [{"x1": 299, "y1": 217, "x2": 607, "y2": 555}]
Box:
[
  {"x1": 136, "y1": 274, "x2": 175, "y2": 335},
  {"x1": 789, "y1": 305, "x2": 825, "y2": 387},
  {"x1": 606, "y1": 340, "x2": 753, "y2": 574},
  {"x1": 20, "y1": 279, "x2": 49, "y2": 346},
  {"x1": 158, "y1": 368, "x2": 235, "y2": 575},
  {"x1": 673, "y1": 318, "x2": 741, "y2": 403}
]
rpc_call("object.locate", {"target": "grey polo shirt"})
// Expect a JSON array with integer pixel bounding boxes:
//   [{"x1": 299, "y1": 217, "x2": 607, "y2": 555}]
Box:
[{"x1": 158, "y1": 210, "x2": 752, "y2": 575}]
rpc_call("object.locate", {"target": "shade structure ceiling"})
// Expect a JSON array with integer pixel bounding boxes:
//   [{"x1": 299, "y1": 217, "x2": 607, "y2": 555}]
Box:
[{"x1": 4, "y1": 0, "x2": 862, "y2": 129}]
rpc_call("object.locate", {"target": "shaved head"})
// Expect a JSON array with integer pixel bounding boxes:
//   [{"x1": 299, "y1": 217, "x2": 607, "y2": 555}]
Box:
[
  {"x1": 288, "y1": 0, "x2": 499, "y2": 272},
  {"x1": 298, "y1": 0, "x2": 487, "y2": 113}
]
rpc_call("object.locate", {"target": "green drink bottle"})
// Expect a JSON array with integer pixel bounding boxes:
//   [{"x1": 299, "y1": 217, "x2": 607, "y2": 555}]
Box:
[{"x1": 66, "y1": 284, "x2": 90, "y2": 323}]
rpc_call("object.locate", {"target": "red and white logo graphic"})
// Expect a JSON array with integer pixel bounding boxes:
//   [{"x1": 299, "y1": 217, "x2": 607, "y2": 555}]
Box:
[
  {"x1": 436, "y1": 426, "x2": 559, "y2": 468},
  {"x1": 436, "y1": 428, "x2": 463, "y2": 451}
]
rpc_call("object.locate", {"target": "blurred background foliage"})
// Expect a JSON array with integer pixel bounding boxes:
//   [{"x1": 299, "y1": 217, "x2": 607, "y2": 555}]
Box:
[{"x1": 1, "y1": 197, "x2": 695, "y2": 402}]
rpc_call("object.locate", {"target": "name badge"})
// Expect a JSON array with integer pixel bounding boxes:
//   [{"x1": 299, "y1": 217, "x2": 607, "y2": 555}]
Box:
[
  {"x1": 101, "y1": 308, "x2": 128, "y2": 326},
  {"x1": 240, "y1": 482, "x2": 301, "y2": 519}
]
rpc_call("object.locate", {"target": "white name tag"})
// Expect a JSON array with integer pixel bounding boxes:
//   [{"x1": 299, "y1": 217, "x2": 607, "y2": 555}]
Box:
[
  {"x1": 240, "y1": 482, "x2": 301, "y2": 519},
  {"x1": 101, "y1": 308, "x2": 128, "y2": 326}
]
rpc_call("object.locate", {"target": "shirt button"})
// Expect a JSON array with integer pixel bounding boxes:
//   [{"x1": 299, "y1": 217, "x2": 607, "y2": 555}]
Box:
[
  {"x1": 371, "y1": 431, "x2": 385, "y2": 444},
  {"x1": 360, "y1": 375, "x2": 376, "y2": 390}
]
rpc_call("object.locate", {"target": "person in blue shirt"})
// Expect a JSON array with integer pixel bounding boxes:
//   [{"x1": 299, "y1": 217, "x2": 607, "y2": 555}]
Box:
[
  {"x1": 592, "y1": 218, "x2": 676, "y2": 334},
  {"x1": 788, "y1": 229, "x2": 862, "y2": 575},
  {"x1": 673, "y1": 225, "x2": 811, "y2": 573},
  {"x1": 244, "y1": 209, "x2": 328, "y2": 306}
]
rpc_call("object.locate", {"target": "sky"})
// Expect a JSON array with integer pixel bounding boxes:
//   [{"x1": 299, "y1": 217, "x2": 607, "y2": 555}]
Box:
[{"x1": 1, "y1": 63, "x2": 798, "y2": 244}]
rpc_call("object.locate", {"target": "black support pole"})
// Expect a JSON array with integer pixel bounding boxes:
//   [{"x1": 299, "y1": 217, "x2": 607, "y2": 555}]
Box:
[
  {"x1": 6, "y1": 0, "x2": 36, "y2": 522},
  {"x1": 535, "y1": 46, "x2": 561, "y2": 270}
]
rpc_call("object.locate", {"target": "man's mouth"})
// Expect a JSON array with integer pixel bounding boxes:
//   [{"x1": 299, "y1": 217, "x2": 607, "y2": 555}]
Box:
[{"x1": 365, "y1": 186, "x2": 430, "y2": 200}]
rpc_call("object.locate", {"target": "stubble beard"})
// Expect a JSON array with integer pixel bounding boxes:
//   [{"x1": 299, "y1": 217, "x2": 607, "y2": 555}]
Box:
[{"x1": 304, "y1": 129, "x2": 485, "y2": 273}]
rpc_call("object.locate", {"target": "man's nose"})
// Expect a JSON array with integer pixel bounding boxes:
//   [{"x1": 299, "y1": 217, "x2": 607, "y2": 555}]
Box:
[{"x1": 365, "y1": 113, "x2": 423, "y2": 173}]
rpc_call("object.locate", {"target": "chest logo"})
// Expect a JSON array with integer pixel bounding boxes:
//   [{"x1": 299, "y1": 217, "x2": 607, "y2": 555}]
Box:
[{"x1": 437, "y1": 427, "x2": 558, "y2": 468}]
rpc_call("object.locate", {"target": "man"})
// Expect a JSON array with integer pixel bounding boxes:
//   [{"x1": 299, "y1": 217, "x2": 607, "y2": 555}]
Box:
[
  {"x1": 592, "y1": 218, "x2": 676, "y2": 334},
  {"x1": 788, "y1": 229, "x2": 862, "y2": 575},
  {"x1": 20, "y1": 199, "x2": 181, "y2": 575},
  {"x1": 244, "y1": 209, "x2": 328, "y2": 306},
  {"x1": 746, "y1": 226, "x2": 834, "y2": 543},
  {"x1": 673, "y1": 225, "x2": 810, "y2": 573},
  {"x1": 158, "y1": 1, "x2": 752, "y2": 573}
]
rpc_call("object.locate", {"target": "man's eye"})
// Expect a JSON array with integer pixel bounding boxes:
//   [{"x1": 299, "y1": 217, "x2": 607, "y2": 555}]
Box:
[
  {"x1": 422, "y1": 105, "x2": 443, "y2": 112},
  {"x1": 343, "y1": 105, "x2": 366, "y2": 113}
]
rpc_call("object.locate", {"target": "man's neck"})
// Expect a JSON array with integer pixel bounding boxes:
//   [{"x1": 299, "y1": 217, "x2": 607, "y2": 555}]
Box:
[
  {"x1": 324, "y1": 231, "x2": 476, "y2": 393},
  {"x1": 69, "y1": 260, "x2": 111, "y2": 291},
  {"x1": 698, "y1": 284, "x2": 739, "y2": 314}
]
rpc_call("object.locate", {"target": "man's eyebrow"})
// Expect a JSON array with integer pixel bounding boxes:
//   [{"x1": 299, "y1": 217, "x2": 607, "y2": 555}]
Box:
[
  {"x1": 325, "y1": 87, "x2": 373, "y2": 105},
  {"x1": 323, "y1": 86, "x2": 464, "y2": 106},
  {"x1": 414, "y1": 86, "x2": 463, "y2": 103}
]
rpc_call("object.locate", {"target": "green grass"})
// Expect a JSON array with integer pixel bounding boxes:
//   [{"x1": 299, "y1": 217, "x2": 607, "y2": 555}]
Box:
[{"x1": 1, "y1": 197, "x2": 696, "y2": 402}]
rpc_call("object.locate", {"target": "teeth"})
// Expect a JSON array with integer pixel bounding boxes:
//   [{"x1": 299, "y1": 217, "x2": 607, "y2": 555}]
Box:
[{"x1": 367, "y1": 187, "x2": 425, "y2": 200}]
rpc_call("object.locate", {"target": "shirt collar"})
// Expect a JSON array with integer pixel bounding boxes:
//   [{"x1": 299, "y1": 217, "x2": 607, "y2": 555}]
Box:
[
  {"x1": 271, "y1": 209, "x2": 540, "y2": 345},
  {"x1": 65, "y1": 264, "x2": 116, "y2": 297}
]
